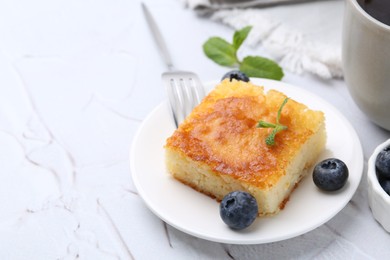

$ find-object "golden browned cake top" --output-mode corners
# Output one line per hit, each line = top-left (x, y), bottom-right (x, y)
(165, 80), (325, 189)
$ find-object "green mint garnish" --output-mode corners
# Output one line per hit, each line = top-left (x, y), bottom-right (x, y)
(257, 98), (289, 146)
(202, 26), (284, 80)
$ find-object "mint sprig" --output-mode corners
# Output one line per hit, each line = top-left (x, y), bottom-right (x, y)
(203, 26), (284, 80)
(257, 98), (289, 146)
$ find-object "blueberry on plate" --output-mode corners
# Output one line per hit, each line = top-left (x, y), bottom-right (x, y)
(220, 191), (258, 230)
(313, 158), (349, 191)
(376, 145), (390, 179)
(221, 70), (250, 82)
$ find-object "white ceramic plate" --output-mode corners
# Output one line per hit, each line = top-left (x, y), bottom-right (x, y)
(130, 78), (363, 244)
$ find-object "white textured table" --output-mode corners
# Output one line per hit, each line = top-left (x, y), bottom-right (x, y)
(0, 0), (389, 259)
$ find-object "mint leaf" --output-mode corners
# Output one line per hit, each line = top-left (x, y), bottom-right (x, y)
(233, 26), (252, 50)
(257, 121), (277, 128)
(265, 128), (278, 146)
(277, 97), (289, 123)
(265, 125), (287, 146)
(239, 56), (284, 80)
(257, 98), (289, 146)
(202, 26), (284, 81)
(203, 37), (238, 67)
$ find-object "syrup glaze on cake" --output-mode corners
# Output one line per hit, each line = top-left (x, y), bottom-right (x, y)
(165, 79), (326, 216)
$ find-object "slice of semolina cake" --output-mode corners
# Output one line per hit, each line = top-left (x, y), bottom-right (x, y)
(165, 79), (326, 216)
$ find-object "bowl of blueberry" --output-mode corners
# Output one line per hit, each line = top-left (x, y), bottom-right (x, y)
(368, 139), (390, 232)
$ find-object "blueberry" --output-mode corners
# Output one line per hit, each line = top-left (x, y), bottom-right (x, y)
(313, 158), (349, 191)
(220, 191), (258, 230)
(376, 145), (390, 179)
(378, 175), (390, 195)
(221, 70), (250, 82)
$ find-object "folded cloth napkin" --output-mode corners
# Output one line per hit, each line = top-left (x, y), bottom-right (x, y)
(183, 0), (344, 79)
(188, 0), (329, 13)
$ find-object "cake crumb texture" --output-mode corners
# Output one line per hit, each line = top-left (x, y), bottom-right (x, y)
(165, 79), (326, 216)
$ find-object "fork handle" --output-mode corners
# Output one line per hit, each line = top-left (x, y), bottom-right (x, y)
(142, 3), (175, 71)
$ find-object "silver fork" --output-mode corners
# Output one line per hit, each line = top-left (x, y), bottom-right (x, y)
(141, 3), (205, 128)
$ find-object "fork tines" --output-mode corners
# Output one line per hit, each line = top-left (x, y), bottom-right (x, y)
(162, 71), (205, 128)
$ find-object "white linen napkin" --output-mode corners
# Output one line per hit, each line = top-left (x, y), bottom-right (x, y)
(183, 0), (344, 79)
